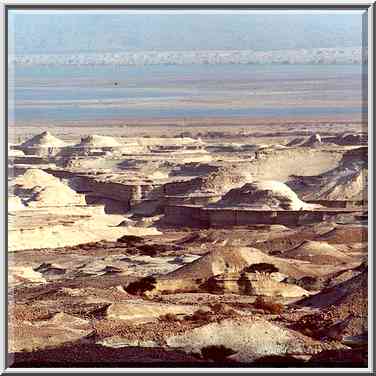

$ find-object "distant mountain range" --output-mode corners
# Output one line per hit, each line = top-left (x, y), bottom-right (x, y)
(10, 47), (366, 66)
(8, 12), (366, 55)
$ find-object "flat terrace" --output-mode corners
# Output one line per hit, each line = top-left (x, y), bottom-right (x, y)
(164, 204), (367, 227)
(8, 205), (105, 229)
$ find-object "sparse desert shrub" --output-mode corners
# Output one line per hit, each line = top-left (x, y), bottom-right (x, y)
(180, 227), (193, 232)
(199, 276), (224, 294)
(243, 263), (279, 274)
(121, 247), (139, 256)
(117, 235), (143, 245)
(64, 302), (111, 319)
(158, 313), (180, 322)
(85, 303), (112, 320)
(253, 296), (284, 314)
(237, 273), (252, 295)
(297, 276), (322, 291)
(137, 244), (158, 257)
(210, 302), (226, 314)
(209, 302), (237, 316)
(282, 276), (298, 285)
(285, 275), (323, 292)
(185, 309), (210, 322)
(124, 276), (156, 296)
(77, 242), (99, 251)
(291, 313), (333, 338)
(201, 345), (237, 361)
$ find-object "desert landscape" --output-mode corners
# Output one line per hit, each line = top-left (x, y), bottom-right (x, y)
(6, 8), (369, 370)
(7, 119), (368, 367)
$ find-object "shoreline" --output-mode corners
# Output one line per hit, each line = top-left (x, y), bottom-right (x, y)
(8, 114), (366, 129)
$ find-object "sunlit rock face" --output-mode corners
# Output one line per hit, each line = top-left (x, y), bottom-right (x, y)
(215, 180), (320, 210)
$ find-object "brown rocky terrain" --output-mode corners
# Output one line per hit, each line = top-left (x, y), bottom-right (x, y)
(7, 125), (368, 368)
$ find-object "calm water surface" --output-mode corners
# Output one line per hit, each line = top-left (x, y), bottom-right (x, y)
(8, 64), (366, 123)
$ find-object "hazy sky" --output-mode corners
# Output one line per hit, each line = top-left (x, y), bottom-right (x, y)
(9, 10), (366, 54)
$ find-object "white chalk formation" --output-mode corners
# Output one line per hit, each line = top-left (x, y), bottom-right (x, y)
(216, 180), (320, 210)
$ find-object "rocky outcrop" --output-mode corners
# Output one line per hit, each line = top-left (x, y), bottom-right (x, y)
(214, 181), (320, 210)
(288, 147), (368, 201)
(9, 313), (94, 353)
(165, 318), (347, 363)
(106, 300), (204, 323)
(157, 246), (338, 294)
(17, 131), (68, 156)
